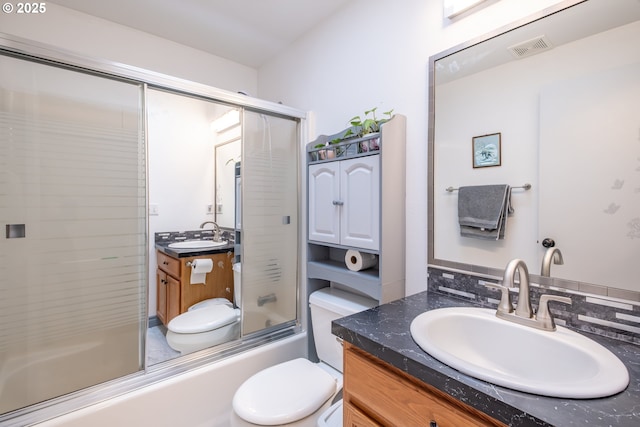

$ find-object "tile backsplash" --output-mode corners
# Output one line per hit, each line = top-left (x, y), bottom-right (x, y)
(155, 229), (234, 244)
(428, 266), (640, 345)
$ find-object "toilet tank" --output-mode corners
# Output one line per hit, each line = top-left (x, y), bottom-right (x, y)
(309, 287), (376, 372)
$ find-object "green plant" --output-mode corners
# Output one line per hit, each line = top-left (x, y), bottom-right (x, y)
(344, 107), (394, 139)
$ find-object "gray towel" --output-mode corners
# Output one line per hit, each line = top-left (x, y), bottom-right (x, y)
(458, 185), (512, 240)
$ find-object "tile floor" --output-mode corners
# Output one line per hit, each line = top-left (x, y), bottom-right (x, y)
(146, 325), (180, 365)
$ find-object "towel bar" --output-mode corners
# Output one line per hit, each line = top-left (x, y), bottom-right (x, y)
(446, 183), (532, 193)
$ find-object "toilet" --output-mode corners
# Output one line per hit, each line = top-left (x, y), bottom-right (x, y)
(165, 263), (242, 354)
(231, 287), (376, 426)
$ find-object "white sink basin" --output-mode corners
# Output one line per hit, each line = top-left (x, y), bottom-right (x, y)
(168, 240), (227, 249)
(410, 307), (629, 398)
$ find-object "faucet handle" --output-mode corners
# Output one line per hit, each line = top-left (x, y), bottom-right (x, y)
(484, 283), (514, 314)
(536, 294), (572, 331)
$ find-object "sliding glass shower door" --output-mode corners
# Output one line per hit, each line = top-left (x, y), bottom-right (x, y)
(0, 54), (146, 414)
(241, 111), (298, 335)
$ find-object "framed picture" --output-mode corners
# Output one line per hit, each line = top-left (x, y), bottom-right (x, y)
(472, 133), (501, 168)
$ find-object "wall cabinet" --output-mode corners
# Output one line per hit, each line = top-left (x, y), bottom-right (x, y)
(343, 343), (506, 427)
(156, 250), (234, 325)
(306, 115), (406, 304)
(308, 155), (380, 250)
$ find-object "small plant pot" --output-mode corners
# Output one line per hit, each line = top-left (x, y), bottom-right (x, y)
(317, 149), (336, 160)
(360, 137), (380, 153)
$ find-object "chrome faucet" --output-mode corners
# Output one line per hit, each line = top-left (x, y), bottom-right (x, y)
(200, 221), (221, 241)
(486, 258), (572, 331)
(504, 259), (533, 318)
(541, 247), (564, 277)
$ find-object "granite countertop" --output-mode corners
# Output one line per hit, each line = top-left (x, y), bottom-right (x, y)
(332, 291), (640, 427)
(155, 241), (235, 258)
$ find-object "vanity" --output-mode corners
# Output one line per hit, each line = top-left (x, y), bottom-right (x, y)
(333, 287), (640, 426)
(155, 241), (235, 325)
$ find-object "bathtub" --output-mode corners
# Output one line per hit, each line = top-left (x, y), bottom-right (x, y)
(33, 332), (306, 427)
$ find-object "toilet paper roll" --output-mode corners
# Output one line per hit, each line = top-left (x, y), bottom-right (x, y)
(345, 250), (377, 272)
(190, 258), (213, 284)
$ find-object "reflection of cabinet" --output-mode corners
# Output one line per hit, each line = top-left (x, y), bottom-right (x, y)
(306, 115), (405, 304)
(156, 250), (234, 325)
(343, 343), (505, 427)
(308, 156), (380, 250)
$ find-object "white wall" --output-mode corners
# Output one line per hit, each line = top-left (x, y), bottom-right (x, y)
(258, 0), (563, 296)
(0, 2), (258, 94)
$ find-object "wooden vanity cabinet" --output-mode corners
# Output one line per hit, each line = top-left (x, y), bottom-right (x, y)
(343, 343), (505, 427)
(156, 250), (234, 325)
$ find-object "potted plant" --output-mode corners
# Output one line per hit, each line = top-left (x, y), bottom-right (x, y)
(310, 107), (394, 161)
(343, 107), (394, 152)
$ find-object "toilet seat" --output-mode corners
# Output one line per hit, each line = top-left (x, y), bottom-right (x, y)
(188, 297), (233, 311)
(232, 358), (337, 425)
(168, 304), (238, 334)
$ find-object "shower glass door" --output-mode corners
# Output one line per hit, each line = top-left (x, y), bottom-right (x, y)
(241, 111), (298, 335)
(0, 54), (146, 414)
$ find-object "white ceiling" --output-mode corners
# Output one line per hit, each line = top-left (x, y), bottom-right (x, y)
(50, 0), (353, 68)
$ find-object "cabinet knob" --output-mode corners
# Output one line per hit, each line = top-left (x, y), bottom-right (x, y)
(429, 421), (438, 427)
(332, 200), (344, 206)
(163, 260), (169, 265)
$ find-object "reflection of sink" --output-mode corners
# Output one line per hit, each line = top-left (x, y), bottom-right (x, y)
(410, 307), (629, 398)
(168, 240), (227, 249)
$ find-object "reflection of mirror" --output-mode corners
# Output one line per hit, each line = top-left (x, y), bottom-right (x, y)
(429, 0), (640, 296)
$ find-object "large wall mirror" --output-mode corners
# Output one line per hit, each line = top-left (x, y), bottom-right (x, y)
(428, 0), (640, 299)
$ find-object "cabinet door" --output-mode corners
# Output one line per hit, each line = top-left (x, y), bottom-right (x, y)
(308, 162), (340, 244)
(340, 156), (380, 250)
(166, 274), (181, 324)
(156, 269), (168, 325)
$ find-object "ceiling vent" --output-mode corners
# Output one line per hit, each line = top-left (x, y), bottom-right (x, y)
(508, 35), (553, 59)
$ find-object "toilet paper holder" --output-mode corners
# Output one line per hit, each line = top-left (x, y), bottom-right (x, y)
(185, 260), (213, 268)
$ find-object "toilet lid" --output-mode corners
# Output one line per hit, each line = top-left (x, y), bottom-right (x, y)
(232, 358), (337, 425)
(188, 297), (232, 311)
(168, 305), (238, 334)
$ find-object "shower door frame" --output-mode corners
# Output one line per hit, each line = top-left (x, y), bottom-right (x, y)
(0, 32), (307, 426)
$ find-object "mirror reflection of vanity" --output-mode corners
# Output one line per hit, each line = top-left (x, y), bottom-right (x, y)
(428, 0), (640, 299)
(148, 89), (299, 361)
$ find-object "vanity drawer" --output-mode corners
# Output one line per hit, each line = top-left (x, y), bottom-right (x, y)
(344, 344), (504, 427)
(157, 250), (180, 278)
